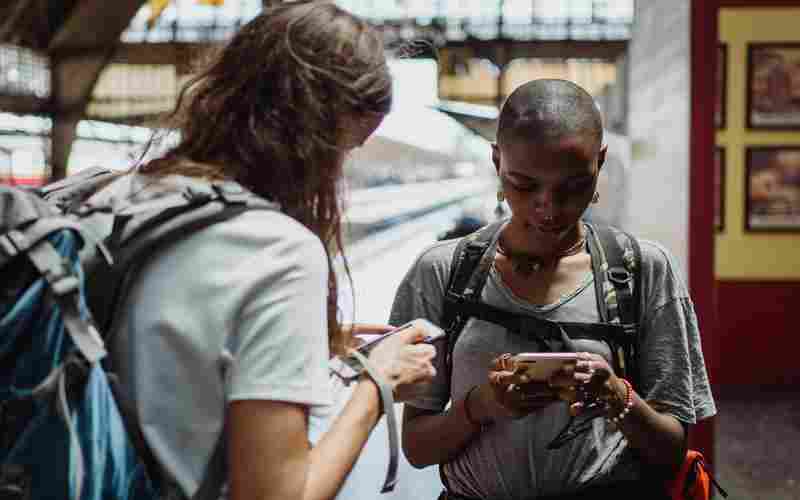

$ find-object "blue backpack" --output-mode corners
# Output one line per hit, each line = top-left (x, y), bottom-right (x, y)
(0, 168), (276, 500)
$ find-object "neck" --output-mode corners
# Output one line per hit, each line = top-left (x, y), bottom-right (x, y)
(502, 221), (585, 258)
(497, 222), (587, 277)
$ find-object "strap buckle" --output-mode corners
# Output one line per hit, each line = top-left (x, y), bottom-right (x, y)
(607, 266), (632, 285)
(183, 186), (214, 204)
(212, 181), (250, 204)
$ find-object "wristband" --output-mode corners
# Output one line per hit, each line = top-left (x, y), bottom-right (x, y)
(346, 349), (399, 493)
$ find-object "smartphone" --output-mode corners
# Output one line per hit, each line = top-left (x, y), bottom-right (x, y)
(356, 318), (445, 355)
(511, 352), (580, 382)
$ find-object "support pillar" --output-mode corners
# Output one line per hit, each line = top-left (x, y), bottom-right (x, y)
(50, 112), (78, 181)
(48, 52), (108, 180)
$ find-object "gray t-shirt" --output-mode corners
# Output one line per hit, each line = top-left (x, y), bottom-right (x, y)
(94, 175), (332, 497)
(389, 236), (716, 499)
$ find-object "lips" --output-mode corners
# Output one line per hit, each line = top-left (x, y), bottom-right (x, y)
(536, 223), (568, 234)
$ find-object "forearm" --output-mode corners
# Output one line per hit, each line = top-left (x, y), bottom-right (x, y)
(304, 380), (381, 500)
(403, 390), (481, 468)
(612, 382), (686, 473)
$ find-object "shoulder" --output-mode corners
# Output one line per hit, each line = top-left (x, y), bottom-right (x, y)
(401, 237), (461, 288)
(194, 209), (328, 278)
(636, 239), (682, 278)
(599, 225), (685, 289)
(632, 237), (691, 312)
(415, 237), (460, 270)
(592, 224), (691, 313)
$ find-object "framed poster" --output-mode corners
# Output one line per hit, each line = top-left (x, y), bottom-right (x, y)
(747, 43), (800, 130)
(715, 44), (727, 129)
(745, 146), (800, 231)
(715, 147), (725, 231)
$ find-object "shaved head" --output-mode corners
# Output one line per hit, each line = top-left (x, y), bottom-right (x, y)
(497, 79), (603, 151)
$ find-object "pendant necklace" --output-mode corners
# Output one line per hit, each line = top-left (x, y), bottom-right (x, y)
(496, 234), (587, 278)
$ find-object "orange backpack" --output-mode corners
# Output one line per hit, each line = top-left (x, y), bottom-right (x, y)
(668, 449), (728, 500)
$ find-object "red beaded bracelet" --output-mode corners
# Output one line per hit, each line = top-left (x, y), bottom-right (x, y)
(607, 378), (634, 425)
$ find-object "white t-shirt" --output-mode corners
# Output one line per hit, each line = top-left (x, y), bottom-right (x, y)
(98, 175), (331, 497)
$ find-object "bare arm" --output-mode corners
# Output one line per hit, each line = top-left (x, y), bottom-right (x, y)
(228, 380), (382, 500)
(229, 325), (436, 500)
(552, 355), (686, 474)
(605, 378), (687, 474)
(402, 395), (480, 468)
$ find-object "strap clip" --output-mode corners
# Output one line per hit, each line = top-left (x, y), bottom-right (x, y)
(212, 181), (250, 204)
(607, 266), (632, 285)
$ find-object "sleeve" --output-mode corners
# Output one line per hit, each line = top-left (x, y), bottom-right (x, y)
(226, 227), (332, 408)
(388, 241), (455, 411)
(636, 241), (717, 424)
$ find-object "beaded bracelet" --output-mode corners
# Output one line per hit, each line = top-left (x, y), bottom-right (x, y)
(607, 378), (634, 425)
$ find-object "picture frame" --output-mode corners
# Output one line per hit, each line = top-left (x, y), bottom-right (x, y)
(746, 43), (800, 130)
(745, 146), (800, 232)
(715, 147), (725, 232)
(715, 44), (727, 130)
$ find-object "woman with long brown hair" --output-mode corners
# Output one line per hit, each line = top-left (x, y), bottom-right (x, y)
(100, 3), (436, 500)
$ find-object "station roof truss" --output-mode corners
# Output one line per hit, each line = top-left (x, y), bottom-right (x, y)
(0, 0), (631, 178)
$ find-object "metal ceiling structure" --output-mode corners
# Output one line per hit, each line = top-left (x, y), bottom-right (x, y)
(0, 0), (632, 180)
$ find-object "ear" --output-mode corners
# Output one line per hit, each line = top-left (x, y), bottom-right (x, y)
(597, 144), (608, 172)
(492, 143), (501, 175)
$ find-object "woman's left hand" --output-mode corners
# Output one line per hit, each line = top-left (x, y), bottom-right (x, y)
(548, 352), (627, 416)
(343, 323), (395, 349)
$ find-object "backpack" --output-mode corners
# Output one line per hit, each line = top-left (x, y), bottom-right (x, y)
(0, 167), (277, 500)
(439, 219), (727, 500)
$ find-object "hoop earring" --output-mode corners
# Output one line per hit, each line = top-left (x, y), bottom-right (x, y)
(497, 189), (506, 203)
(592, 192), (600, 204)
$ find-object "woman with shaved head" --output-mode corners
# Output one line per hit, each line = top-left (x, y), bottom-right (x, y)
(391, 79), (716, 499)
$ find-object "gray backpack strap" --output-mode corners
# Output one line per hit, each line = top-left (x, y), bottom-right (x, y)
(39, 166), (119, 212)
(347, 350), (400, 493)
(24, 238), (106, 364)
(584, 223), (642, 387)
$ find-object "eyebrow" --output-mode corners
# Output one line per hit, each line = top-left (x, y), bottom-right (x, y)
(505, 171), (593, 182)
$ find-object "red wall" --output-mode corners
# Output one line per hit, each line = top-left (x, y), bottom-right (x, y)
(715, 281), (800, 386)
(689, 0), (719, 460)
(710, 0), (800, 388)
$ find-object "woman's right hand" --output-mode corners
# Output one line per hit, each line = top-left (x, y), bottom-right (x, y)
(471, 353), (559, 422)
(364, 324), (437, 402)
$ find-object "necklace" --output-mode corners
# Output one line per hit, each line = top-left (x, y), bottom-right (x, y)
(496, 234), (586, 278)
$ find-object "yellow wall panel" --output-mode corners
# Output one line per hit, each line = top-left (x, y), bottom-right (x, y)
(715, 8), (800, 280)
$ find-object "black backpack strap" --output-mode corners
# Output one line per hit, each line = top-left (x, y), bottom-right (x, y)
(584, 223), (642, 388)
(441, 219), (506, 378)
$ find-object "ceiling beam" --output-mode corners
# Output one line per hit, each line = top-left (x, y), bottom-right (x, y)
(443, 39), (628, 62)
(0, 94), (50, 115)
(112, 42), (211, 73)
(46, 0), (147, 180)
(48, 0), (146, 52)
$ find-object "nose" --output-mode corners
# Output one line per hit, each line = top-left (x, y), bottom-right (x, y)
(529, 189), (558, 219)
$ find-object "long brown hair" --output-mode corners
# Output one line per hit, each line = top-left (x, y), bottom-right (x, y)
(140, 1), (392, 354)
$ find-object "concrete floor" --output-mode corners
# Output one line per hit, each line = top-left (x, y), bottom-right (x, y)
(715, 387), (800, 500)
